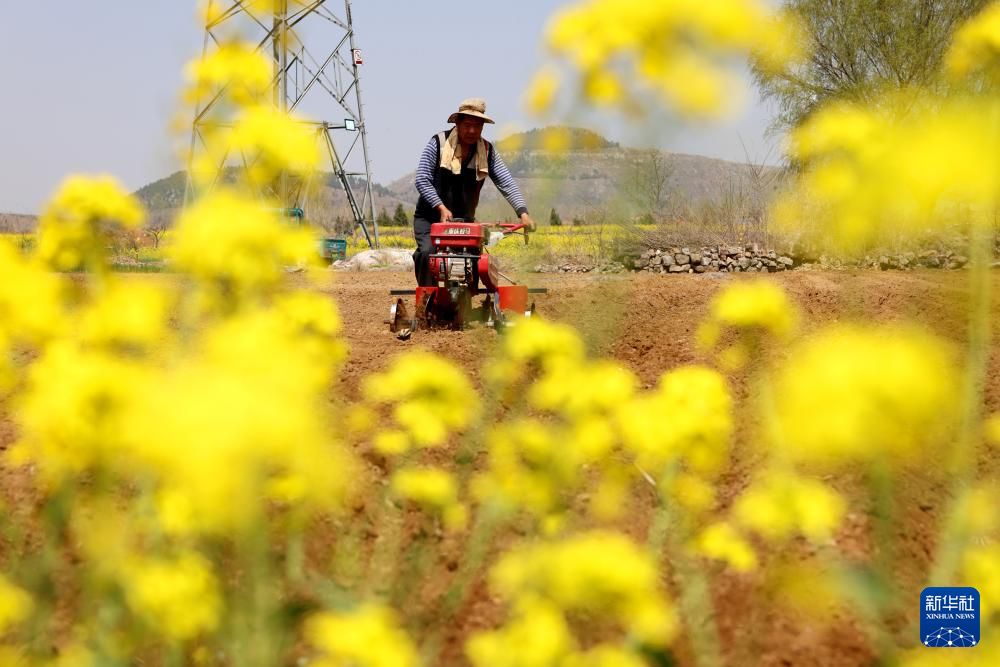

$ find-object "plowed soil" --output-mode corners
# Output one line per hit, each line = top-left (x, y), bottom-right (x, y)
(3, 268), (999, 666)
(324, 268), (1000, 667)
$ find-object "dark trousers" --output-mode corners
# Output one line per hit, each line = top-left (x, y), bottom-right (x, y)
(413, 216), (435, 286)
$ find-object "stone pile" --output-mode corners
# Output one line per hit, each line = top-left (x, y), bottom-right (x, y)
(628, 245), (797, 274)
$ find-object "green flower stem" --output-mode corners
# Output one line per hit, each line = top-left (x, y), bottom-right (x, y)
(929, 213), (994, 586)
(424, 505), (501, 663)
(649, 486), (722, 667)
(362, 486), (403, 600)
(390, 525), (432, 611)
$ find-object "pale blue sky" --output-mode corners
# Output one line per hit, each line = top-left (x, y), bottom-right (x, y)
(0, 1), (779, 214)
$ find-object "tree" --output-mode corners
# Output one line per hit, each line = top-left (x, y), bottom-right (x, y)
(549, 208), (563, 227)
(146, 211), (171, 249)
(392, 202), (409, 227)
(376, 208), (392, 228)
(624, 149), (673, 221)
(754, 0), (988, 131)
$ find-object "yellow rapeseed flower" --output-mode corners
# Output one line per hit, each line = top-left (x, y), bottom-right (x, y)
(77, 279), (173, 353)
(122, 552), (221, 641)
(489, 531), (677, 645)
(772, 325), (959, 466)
(525, 66), (561, 115)
(364, 351), (478, 450)
(537, 0), (802, 118)
(618, 365), (732, 476)
(472, 418), (571, 517)
(528, 359), (637, 419)
(733, 471), (845, 542)
(694, 521), (758, 572)
(945, 1), (1000, 80)
(963, 544), (1000, 621)
(0, 243), (65, 345)
(169, 190), (315, 306)
(10, 342), (150, 486)
(696, 279), (798, 352)
(184, 42), (272, 105)
(391, 467), (467, 530)
(191, 105), (321, 189)
(37, 175), (145, 272)
(0, 575), (33, 634)
(561, 645), (649, 667)
(120, 318), (357, 535)
(306, 604), (421, 667)
(467, 597), (575, 667)
(487, 318), (586, 389)
(774, 96), (1000, 251)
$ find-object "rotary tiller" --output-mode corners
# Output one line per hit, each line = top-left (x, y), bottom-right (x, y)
(387, 220), (546, 335)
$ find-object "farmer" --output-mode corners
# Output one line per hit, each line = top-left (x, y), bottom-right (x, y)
(412, 97), (536, 286)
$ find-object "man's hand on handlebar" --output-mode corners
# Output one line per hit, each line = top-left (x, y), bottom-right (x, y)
(520, 212), (536, 232)
(437, 204), (453, 222)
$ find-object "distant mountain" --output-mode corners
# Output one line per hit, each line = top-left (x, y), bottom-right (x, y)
(389, 127), (781, 222)
(0, 213), (38, 233)
(75, 127), (780, 232)
(495, 126), (619, 152)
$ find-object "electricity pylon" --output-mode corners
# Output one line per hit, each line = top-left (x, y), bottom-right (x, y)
(186, 0), (378, 247)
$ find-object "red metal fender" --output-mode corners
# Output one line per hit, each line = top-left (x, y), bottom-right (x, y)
(497, 285), (528, 312)
(478, 254), (499, 292)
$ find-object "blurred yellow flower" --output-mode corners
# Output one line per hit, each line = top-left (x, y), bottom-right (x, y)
(192, 105), (320, 189)
(391, 467), (467, 530)
(36, 175), (145, 272)
(733, 471), (845, 542)
(472, 418), (571, 517)
(306, 604), (421, 667)
(184, 41), (272, 105)
(773, 325), (959, 466)
(962, 544), (1000, 620)
(364, 351), (478, 449)
(774, 96), (1000, 251)
(525, 66), (561, 114)
(123, 552), (221, 640)
(10, 342), (149, 486)
(561, 645), (648, 667)
(529, 359), (637, 418)
(945, 1), (1000, 80)
(697, 279), (798, 352)
(488, 318), (586, 387)
(169, 190), (315, 305)
(665, 472), (717, 513)
(618, 365), (732, 476)
(0, 243), (65, 345)
(489, 531), (677, 645)
(77, 279), (173, 353)
(0, 575), (33, 634)
(467, 597), (575, 667)
(694, 521), (758, 572)
(537, 0), (802, 118)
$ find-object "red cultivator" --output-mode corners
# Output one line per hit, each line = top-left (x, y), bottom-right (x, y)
(387, 221), (546, 336)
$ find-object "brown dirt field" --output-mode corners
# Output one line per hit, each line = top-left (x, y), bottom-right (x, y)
(321, 268), (1000, 667)
(3, 268), (998, 666)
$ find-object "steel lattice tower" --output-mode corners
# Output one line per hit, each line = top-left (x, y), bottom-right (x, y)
(186, 0), (379, 247)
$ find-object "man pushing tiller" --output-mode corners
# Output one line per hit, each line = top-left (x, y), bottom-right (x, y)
(411, 97), (536, 287)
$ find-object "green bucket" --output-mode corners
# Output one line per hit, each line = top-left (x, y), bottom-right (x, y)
(320, 237), (348, 263)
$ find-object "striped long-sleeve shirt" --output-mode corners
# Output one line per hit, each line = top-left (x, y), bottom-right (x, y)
(414, 135), (529, 217)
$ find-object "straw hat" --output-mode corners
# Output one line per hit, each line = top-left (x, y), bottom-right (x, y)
(447, 97), (495, 124)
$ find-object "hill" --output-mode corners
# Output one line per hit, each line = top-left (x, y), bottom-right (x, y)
(388, 127), (781, 223)
(3, 128), (778, 232)
(0, 213), (38, 233)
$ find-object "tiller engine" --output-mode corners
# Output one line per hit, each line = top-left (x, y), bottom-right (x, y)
(387, 221), (546, 336)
